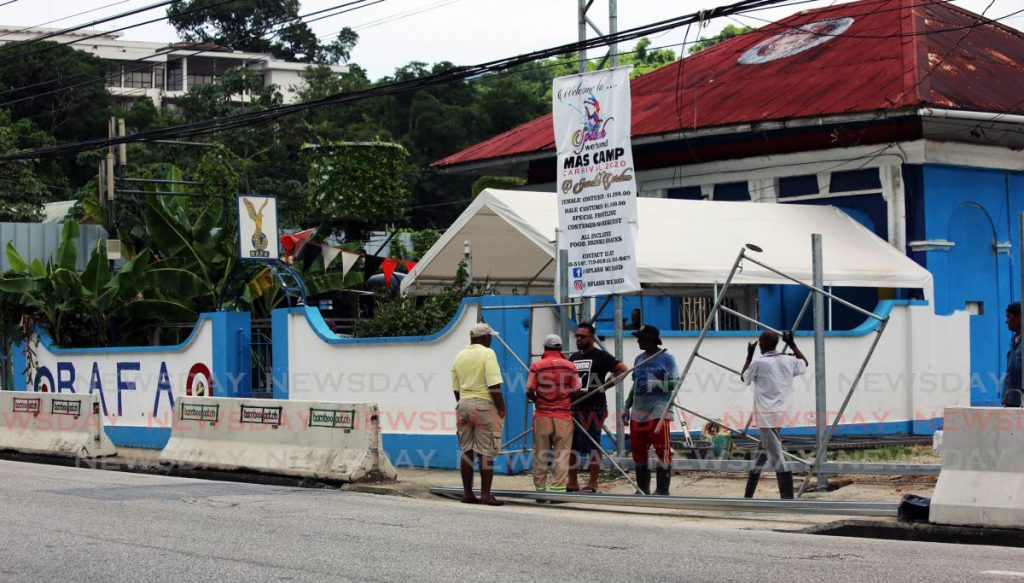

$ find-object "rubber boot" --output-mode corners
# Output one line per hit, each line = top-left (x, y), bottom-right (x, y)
(743, 471), (761, 499)
(777, 471), (794, 500)
(654, 465), (671, 496)
(635, 464), (651, 495)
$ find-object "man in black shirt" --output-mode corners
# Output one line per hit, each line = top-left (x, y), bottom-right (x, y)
(567, 323), (628, 492)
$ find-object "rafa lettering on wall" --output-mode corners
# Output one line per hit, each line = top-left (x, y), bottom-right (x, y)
(20, 317), (218, 428)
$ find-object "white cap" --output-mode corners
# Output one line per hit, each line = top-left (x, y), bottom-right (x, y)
(470, 322), (498, 338)
(543, 334), (563, 349)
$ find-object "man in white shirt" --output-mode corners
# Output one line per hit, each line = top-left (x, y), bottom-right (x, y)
(740, 330), (808, 499)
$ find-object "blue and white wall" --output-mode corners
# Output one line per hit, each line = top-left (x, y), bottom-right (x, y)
(274, 296), (968, 468)
(12, 311), (252, 448)
(272, 296), (557, 471)
(908, 164), (1024, 405)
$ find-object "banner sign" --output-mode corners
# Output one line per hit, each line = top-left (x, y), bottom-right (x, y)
(552, 66), (640, 297)
(238, 194), (279, 260)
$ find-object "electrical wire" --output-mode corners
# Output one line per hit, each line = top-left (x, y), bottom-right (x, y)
(0, 0), (803, 161)
(0, 0), (176, 55)
(0, 0), (246, 68)
(0, 0), (382, 108)
(0, 0), (134, 41)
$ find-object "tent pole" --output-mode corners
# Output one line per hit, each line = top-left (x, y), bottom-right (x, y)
(614, 294), (625, 456)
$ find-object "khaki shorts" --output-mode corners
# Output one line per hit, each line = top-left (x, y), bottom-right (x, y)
(456, 399), (503, 457)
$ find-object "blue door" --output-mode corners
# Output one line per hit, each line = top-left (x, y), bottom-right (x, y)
(947, 203), (1003, 405)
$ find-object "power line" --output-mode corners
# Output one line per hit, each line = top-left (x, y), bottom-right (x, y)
(0, 0), (799, 161)
(0, 0), (23, 7)
(0, 0), (175, 55)
(0, 0), (134, 41)
(0, 0), (246, 67)
(0, 0), (381, 109)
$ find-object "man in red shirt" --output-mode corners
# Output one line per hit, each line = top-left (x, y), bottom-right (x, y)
(527, 334), (582, 493)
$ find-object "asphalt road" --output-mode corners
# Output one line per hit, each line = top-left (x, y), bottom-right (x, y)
(0, 460), (1021, 582)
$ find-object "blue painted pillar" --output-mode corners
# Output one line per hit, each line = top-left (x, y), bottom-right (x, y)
(271, 307), (293, 400)
(209, 311), (252, 398)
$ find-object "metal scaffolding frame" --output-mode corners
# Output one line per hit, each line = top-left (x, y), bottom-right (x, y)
(654, 237), (893, 495)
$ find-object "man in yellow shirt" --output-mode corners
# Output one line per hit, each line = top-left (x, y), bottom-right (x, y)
(451, 322), (507, 506)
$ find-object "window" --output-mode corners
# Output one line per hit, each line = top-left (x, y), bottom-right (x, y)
(166, 62), (183, 91)
(667, 186), (703, 200)
(105, 63), (122, 88)
(124, 66), (152, 89)
(713, 181), (750, 201)
(778, 174), (819, 198)
(830, 168), (881, 192)
(187, 73), (216, 87)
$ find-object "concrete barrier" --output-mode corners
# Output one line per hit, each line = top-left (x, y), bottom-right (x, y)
(159, 397), (397, 482)
(930, 407), (1024, 529)
(0, 392), (116, 458)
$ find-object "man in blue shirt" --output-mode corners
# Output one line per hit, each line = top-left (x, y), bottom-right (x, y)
(1003, 302), (1022, 408)
(623, 324), (678, 495)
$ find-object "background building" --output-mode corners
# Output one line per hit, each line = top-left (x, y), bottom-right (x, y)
(0, 25), (348, 107)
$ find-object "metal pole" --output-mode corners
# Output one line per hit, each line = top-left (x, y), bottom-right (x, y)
(500, 427), (533, 452)
(792, 292), (813, 331)
(798, 317), (890, 497)
(486, 324), (530, 373)
(827, 286), (834, 331)
(671, 404), (808, 465)
(614, 294), (625, 456)
(609, 0), (618, 68)
(577, 0), (587, 73)
(712, 283), (720, 331)
(811, 234), (827, 492)
(428, 487), (899, 516)
(717, 305), (783, 335)
(743, 256), (884, 322)
(559, 248), (570, 349)
(695, 352), (744, 377)
(591, 295), (613, 322)
(573, 417), (644, 494)
(656, 247), (747, 432)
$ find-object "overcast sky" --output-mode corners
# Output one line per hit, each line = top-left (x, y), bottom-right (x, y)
(3, 0), (1022, 79)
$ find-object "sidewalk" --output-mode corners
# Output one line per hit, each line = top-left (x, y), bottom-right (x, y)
(20, 447), (936, 533)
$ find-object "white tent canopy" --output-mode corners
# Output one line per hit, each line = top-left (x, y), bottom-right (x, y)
(402, 189), (934, 296)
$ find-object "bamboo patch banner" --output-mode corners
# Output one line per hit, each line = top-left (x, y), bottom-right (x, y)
(552, 66), (640, 298)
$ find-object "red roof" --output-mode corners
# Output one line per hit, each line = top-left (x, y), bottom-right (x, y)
(435, 0), (1024, 170)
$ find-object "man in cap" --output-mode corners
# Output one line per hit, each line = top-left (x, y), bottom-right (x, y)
(526, 334), (582, 493)
(567, 323), (628, 493)
(740, 330), (807, 499)
(451, 322), (506, 506)
(623, 324), (678, 495)
(1002, 302), (1022, 408)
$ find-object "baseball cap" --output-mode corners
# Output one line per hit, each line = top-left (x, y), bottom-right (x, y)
(543, 334), (563, 349)
(470, 322), (498, 338)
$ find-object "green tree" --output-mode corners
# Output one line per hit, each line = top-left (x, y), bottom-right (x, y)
(0, 41), (111, 142)
(305, 141), (410, 226)
(0, 110), (56, 221)
(689, 25), (753, 54)
(167, 0), (358, 64)
(627, 38), (679, 76)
